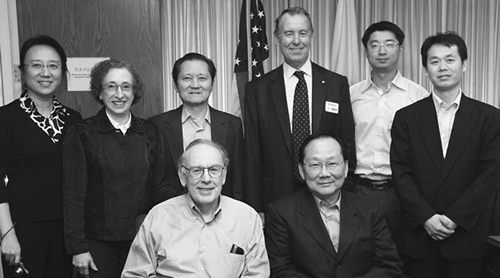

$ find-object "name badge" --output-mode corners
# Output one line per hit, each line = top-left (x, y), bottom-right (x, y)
(325, 101), (339, 114)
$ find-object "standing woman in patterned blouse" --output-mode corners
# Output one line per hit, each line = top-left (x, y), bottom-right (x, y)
(62, 59), (176, 278)
(0, 35), (82, 277)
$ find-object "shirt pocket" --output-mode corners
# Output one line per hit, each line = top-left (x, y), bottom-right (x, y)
(218, 251), (245, 277)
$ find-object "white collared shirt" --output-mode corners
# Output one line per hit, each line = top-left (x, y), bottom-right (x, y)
(350, 71), (428, 180)
(106, 110), (131, 135)
(122, 194), (269, 277)
(432, 91), (462, 157)
(283, 60), (313, 130)
(181, 107), (212, 150)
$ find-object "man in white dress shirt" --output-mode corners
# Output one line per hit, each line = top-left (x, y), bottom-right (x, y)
(349, 21), (428, 234)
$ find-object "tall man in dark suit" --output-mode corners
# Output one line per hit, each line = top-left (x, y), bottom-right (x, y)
(390, 32), (500, 278)
(244, 7), (355, 213)
(150, 53), (244, 200)
(265, 132), (402, 277)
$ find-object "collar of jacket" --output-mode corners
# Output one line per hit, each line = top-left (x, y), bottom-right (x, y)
(95, 108), (145, 134)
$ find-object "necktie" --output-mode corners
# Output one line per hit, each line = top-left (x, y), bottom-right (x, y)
(292, 71), (310, 183)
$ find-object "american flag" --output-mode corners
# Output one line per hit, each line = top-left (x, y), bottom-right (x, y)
(229, 0), (269, 117)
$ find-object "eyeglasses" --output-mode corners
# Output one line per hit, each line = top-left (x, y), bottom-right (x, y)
(102, 83), (134, 92)
(182, 165), (225, 179)
(367, 42), (399, 52)
(25, 62), (61, 71)
(303, 161), (344, 174)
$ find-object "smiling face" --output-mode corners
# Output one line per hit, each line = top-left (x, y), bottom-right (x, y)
(425, 44), (466, 95)
(365, 30), (401, 73)
(276, 13), (312, 69)
(22, 45), (63, 100)
(100, 68), (135, 122)
(299, 137), (347, 204)
(179, 143), (227, 213)
(175, 60), (213, 107)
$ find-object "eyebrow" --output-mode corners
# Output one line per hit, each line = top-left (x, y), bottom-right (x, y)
(369, 39), (397, 43)
(27, 59), (61, 63)
(429, 53), (458, 59)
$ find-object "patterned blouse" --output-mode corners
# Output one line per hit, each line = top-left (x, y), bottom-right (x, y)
(19, 92), (71, 143)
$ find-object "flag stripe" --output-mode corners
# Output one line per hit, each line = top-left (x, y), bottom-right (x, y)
(230, 0), (269, 117)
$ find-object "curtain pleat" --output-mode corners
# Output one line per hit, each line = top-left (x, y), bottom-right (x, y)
(161, 0), (500, 112)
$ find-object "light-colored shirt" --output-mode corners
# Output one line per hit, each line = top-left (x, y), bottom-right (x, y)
(181, 107), (212, 150)
(432, 91), (461, 157)
(106, 110), (131, 135)
(121, 194), (270, 278)
(283, 60), (313, 130)
(350, 71), (428, 180)
(313, 193), (341, 252)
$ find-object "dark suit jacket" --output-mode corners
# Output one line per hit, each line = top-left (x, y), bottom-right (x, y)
(265, 188), (402, 278)
(390, 94), (500, 260)
(149, 105), (244, 200)
(244, 63), (355, 211)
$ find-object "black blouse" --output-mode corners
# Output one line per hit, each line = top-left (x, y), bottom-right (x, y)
(62, 108), (178, 255)
(0, 97), (82, 221)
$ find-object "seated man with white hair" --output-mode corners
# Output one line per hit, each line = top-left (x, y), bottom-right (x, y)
(121, 139), (270, 278)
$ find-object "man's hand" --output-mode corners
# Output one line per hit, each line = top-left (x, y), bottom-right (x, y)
(424, 214), (455, 241)
(440, 215), (457, 230)
(0, 231), (21, 265)
(73, 252), (98, 278)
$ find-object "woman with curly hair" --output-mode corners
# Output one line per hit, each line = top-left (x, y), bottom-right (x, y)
(62, 59), (177, 278)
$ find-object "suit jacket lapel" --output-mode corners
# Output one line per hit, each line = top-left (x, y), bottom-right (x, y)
(418, 96), (445, 170)
(441, 94), (474, 182)
(337, 193), (359, 262)
(311, 63), (326, 132)
(299, 190), (337, 258)
(270, 66), (292, 154)
(165, 106), (184, 161)
(209, 107), (227, 146)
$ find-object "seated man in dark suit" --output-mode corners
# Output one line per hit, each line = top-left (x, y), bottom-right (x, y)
(265, 132), (402, 277)
(150, 53), (244, 200)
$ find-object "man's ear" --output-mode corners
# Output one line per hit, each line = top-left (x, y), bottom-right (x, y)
(343, 160), (348, 178)
(221, 167), (227, 186)
(298, 164), (305, 180)
(178, 169), (187, 188)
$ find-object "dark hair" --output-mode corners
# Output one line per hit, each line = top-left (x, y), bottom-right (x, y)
(19, 34), (68, 75)
(171, 53), (217, 87)
(177, 139), (230, 170)
(298, 132), (348, 164)
(421, 31), (468, 68)
(361, 21), (405, 48)
(274, 7), (314, 38)
(89, 59), (144, 105)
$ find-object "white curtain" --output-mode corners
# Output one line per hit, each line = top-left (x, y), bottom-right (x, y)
(161, 0), (500, 112)
(354, 0), (500, 107)
(0, 0), (21, 107)
(161, 0), (241, 112)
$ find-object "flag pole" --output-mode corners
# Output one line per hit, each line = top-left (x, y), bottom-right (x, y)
(245, 0), (252, 81)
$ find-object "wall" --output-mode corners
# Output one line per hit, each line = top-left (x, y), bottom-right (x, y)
(16, 0), (163, 119)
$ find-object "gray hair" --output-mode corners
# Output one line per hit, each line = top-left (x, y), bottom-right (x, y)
(177, 139), (229, 170)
